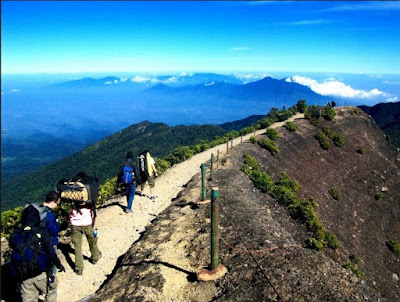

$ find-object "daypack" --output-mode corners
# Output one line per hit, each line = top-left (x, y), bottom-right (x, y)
(138, 150), (152, 181)
(8, 205), (50, 281)
(56, 172), (99, 204)
(25, 203), (50, 228)
(122, 163), (135, 185)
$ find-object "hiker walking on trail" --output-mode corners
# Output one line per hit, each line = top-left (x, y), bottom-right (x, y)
(117, 151), (142, 213)
(69, 196), (101, 275)
(42, 191), (61, 247)
(137, 150), (158, 200)
(25, 191), (61, 250)
(8, 204), (65, 302)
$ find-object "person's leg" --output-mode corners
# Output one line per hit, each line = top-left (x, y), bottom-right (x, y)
(125, 185), (130, 205)
(126, 184), (136, 210)
(20, 273), (44, 302)
(36, 274), (58, 302)
(71, 225), (84, 272)
(139, 182), (146, 196)
(148, 176), (155, 199)
(84, 225), (101, 262)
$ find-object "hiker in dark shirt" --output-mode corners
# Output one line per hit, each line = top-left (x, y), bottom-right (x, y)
(8, 204), (65, 302)
(42, 191), (62, 277)
(118, 151), (142, 213)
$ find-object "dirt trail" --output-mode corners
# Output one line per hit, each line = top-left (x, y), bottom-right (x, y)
(56, 114), (304, 302)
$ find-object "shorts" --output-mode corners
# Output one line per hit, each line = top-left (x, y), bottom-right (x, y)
(141, 176), (155, 190)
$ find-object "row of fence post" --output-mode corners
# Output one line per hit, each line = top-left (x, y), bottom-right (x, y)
(197, 152), (227, 281)
(197, 130), (261, 280)
(198, 132), (256, 279)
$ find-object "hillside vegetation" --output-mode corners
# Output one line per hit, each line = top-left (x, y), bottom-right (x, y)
(1, 122), (226, 210)
(359, 101), (400, 147)
(84, 106), (400, 301)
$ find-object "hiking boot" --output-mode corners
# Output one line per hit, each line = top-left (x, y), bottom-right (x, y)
(125, 208), (132, 213)
(92, 252), (102, 264)
(75, 269), (83, 275)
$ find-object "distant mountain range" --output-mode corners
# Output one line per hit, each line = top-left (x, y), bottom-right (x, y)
(359, 101), (400, 147)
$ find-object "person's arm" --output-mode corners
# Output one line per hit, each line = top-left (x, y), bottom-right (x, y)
(151, 157), (158, 177)
(45, 212), (60, 239)
(39, 229), (65, 271)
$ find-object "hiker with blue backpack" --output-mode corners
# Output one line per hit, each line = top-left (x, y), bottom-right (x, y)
(118, 151), (142, 213)
(8, 204), (65, 302)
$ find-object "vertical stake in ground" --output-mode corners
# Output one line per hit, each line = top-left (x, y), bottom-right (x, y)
(201, 163), (207, 201)
(197, 187), (228, 281)
(216, 150), (220, 170)
(231, 139), (233, 149)
(210, 153), (214, 181)
(226, 141), (229, 154)
(210, 188), (220, 270)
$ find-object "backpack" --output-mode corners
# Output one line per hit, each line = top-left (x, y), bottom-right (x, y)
(122, 163), (135, 185)
(138, 150), (152, 181)
(25, 203), (50, 228)
(8, 206), (50, 281)
(56, 172), (99, 204)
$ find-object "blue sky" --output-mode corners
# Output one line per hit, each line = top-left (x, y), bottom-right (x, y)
(1, 1), (400, 75)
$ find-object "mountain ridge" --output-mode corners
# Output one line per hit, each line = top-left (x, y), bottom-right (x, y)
(83, 107), (400, 301)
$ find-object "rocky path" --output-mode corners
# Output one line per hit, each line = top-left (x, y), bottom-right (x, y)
(56, 114), (304, 302)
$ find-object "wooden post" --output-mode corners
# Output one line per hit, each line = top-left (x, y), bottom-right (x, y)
(201, 164), (207, 201)
(196, 187), (228, 281)
(217, 150), (220, 169)
(211, 187), (220, 270)
(210, 153), (214, 181)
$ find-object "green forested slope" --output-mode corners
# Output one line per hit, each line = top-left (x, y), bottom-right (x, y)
(1, 121), (226, 210)
(359, 101), (400, 147)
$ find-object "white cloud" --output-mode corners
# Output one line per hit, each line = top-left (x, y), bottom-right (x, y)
(10, 89), (21, 93)
(234, 72), (271, 83)
(322, 2), (400, 12)
(131, 75), (160, 83)
(286, 75), (397, 102)
(114, 79), (119, 84)
(131, 76), (150, 83)
(120, 77), (128, 82)
(279, 19), (333, 26)
(204, 82), (215, 86)
(163, 76), (178, 83)
(383, 80), (400, 85)
(104, 81), (112, 85)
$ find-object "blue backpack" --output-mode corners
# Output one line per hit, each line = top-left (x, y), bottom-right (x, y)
(8, 226), (49, 281)
(122, 164), (134, 185)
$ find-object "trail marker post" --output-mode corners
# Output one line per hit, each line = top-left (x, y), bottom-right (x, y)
(217, 150), (220, 169)
(210, 188), (220, 270)
(201, 163), (207, 201)
(210, 153), (214, 181)
(226, 141), (229, 154)
(197, 187), (228, 281)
